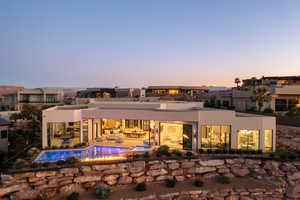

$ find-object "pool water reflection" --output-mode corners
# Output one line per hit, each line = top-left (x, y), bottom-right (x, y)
(35, 145), (150, 162)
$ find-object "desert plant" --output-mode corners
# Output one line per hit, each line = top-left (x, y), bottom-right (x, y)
(56, 160), (66, 165)
(42, 162), (50, 167)
(157, 145), (170, 155)
(66, 192), (80, 200)
(95, 185), (111, 199)
(186, 151), (193, 157)
(65, 156), (79, 164)
(216, 175), (230, 184)
(251, 87), (271, 112)
(135, 183), (147, 191)
(194, 179), (204, 187)
(143, 152), (150, 158)
(13, 158), (29, 169)
(263, 107), (274, 113)
(27, 147), (40, 158)
(165, 179), (176, 188)
(172, 149), (182, 156)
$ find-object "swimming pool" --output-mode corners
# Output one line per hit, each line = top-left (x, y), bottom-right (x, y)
(35, 145), (150, 162)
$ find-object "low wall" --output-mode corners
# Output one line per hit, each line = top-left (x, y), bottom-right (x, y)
(1, 158), (300, 200)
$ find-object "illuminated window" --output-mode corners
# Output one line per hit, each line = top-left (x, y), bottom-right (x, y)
(168, 89), (179, 95)
(103, 92), (111, 98)
(264, 130), (273, 152)
(201, 125), (231, 150)
(237, 130), (259, 150)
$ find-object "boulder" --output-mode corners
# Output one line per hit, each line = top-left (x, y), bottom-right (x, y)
(287, 184), (300, 199)
(199, 160), (224, 167)
(134, 176), (146, 183)
(168, 163), (180, 170)
(36, 171), (57, 177)
(181, 161), (195, 168)
(59, 168), (79, 174)
(59, 184), (85, 196)
(103, 174), (119, 185)
(231, 167), (250, 177)
(118, 176), (133, 184)
(147, 168), (168, 177)
(74, 175), (101, 183)
(0, 183), (29, 197)
(171, 169), (183, 176)
(195, 167), (216, 174)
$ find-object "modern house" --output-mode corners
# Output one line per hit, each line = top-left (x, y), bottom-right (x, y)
(76, 88), (140, 99)
(141, 86), (210, 98)
(42, 101), (276, 152)
(242, 76), (300, 88)
(3, 88), (64, 110)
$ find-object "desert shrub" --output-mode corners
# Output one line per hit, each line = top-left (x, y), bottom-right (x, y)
(56, 160), (66, 165)
(263, 107), (274, 113)
(42, 162), (50, 167)
(172, 149), (182, 156)
(165, 152), (172, 157)
(186, 151), (193, 157)
(95, 185), (111, 199)
(157, 145), (170, 155)
(165, 179), (176, 188)
(217, 175), (230, 184)
(156, 152), (162, 157)
(135, 183), (147, 191)
(66, 192), (80, 200)
(198, 149), (205, 153)
(206, 149), (212, 154)
(247, 106), (257, 112)
(269, 153), (276, 158)
(30, 162), (42, 168)
(133, 154), (140, 159)
(65, 156), (79, 165)
(229, 149), (237, 154)
(286, 107), (300, 117)
(27, 147), (40, 157)
(143, 152), (150, 158)
(288, 153), (297, 160)
(194, 179), (204, 187)
(13, 158), (29, 169)
(221, 149), (228, 154)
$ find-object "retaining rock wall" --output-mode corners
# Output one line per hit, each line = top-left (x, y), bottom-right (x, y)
(1, 158), (300, 200)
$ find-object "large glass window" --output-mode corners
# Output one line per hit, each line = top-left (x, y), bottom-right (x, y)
(264, 130), (273, 152)
(0, 129), (8, 139)
(237, 130), (259, 150)
(160, 123), (183, 149)
(201, 125), (230, 149)
(183, 124), (193, 150)
(47, 122), (81, 147)
(275, 99), (287, 111)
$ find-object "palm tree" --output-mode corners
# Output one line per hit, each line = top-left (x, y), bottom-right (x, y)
(251, 87), (271, 112)
(234, 77), (241, 87)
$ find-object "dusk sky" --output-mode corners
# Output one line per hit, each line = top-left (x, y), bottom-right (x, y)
(0, 0), (300, 88)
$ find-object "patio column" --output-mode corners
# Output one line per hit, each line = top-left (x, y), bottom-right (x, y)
(154, 121), (160, 146)
(80, 120), (83, 143)
(192, 123), (198, 151)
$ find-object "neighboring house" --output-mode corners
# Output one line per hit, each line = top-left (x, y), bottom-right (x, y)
(0, 86), (25, 111)
(242, 76), (300, 88)
(141, 86), (210, 98)
(0, 118), (11, 152)
(42, 101), (276, 152)
(77, 88), (140, 99)
(269, 85), (300, 112)
(3, 88), (64, 110)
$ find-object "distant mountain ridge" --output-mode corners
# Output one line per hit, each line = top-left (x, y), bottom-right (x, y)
(209, 86), (231, 91)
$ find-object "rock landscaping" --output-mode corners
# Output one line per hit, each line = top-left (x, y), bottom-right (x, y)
(1, 158), (300, 199)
